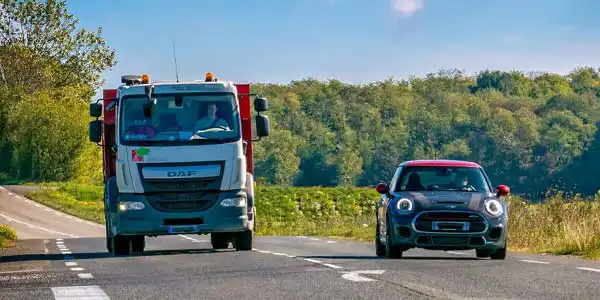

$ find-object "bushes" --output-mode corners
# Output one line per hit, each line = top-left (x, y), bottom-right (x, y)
(0, 224), (17, 248)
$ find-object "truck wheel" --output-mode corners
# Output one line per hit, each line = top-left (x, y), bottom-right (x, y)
(112, 235), (132, 256)
(211, 233), (229, 250)
(131, 236), (145, 253)
(234, 230), (253, 251)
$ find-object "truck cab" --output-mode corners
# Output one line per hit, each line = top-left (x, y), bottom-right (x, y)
(88, 72), (270, 255)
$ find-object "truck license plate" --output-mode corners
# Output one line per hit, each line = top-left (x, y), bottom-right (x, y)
(167, 225), (198, 234)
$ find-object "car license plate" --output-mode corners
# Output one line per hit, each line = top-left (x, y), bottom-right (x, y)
(435, 237), (466, 245)
(167, 225), (198, 234)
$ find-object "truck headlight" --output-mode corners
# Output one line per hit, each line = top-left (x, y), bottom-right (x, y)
(119, 201), (145, 211)
(220, 197), (246, 208)
(484, 199), (503, 217)
(395, 198), (414, 214)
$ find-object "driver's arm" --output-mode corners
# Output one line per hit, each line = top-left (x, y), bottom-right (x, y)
(215, 118), (230, 129)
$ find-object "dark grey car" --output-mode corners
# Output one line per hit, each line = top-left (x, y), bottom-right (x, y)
(374, 159), (510, 259)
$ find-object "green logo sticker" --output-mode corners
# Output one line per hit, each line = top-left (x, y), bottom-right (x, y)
(132, 147), (150, 162)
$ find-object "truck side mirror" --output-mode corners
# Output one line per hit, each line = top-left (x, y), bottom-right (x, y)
(255, 115), (270, 137)
(254, 97), (268, 112)
(90, 103), (102, 118)
(89, 120), (102, 143)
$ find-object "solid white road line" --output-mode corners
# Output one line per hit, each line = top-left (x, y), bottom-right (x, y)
(0, 212), (78, 238)
(51, 285), (110, 300)
(577, 267), (600, 273)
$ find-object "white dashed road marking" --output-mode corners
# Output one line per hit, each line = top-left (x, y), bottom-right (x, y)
(65, 262), (78, 267)
(51, 285), (110, 300)
(520, 259), (549, 264)
(77, 273), (94, 279)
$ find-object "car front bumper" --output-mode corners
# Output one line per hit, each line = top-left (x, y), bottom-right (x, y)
(388, 209), (507, 251)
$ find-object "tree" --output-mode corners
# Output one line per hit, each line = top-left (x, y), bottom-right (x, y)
(0, 0), (116, 92)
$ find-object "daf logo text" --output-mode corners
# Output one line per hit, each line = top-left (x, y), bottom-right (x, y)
(167, 171), (197, 177)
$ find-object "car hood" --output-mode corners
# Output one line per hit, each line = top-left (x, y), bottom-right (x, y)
(391, 191), (497, 211)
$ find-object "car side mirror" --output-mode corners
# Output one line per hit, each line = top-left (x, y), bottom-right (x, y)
(90, 103), (102, 118)
(376, 183), (389, 195)
(496, 184), (510, 197)
(254, 97), (268, 112)
(255, 115), (270, 137)
(89, 120), (102, 143)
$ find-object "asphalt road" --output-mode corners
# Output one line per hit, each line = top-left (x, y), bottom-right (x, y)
(1, 186), (599, 300)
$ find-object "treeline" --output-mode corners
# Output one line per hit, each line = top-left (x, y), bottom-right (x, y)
(250, 69), (600, 197)
(2, 1), (600, 198)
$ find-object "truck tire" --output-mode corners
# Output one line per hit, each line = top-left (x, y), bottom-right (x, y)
(234, 230), (253, 251)
(131, 236), (145, 253)
(211, 233), (229, 250)
(112, 235), (132, 256)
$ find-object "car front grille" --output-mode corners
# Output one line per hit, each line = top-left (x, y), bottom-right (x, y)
(413, 211), (487, 233)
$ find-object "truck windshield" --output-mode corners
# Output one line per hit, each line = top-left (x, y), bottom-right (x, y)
(119, 93), (240, 146)
(395, 166), (491, 193)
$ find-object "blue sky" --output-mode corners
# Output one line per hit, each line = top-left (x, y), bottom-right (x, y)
(65, 0), (600, 97)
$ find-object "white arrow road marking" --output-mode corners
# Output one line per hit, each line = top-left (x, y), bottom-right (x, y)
(340, 270), (386, 282)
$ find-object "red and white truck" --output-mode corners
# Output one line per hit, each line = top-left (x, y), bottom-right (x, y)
(88, 72), (270, 255)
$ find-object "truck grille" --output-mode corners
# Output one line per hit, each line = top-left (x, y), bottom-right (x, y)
(413, 211), (487, 233)
(146, 192), (218, 213)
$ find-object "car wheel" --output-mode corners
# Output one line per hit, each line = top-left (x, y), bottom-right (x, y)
(385, 215), (402, 259)
(490, 247), (506, 260)
(475, 249), (490, 258)
(375, 220), (385, 257)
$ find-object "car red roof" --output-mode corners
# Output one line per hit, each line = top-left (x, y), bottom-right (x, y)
(400, 159), (481, 168)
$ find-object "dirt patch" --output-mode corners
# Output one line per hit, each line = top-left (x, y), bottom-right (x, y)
(0, 239), (52, 272)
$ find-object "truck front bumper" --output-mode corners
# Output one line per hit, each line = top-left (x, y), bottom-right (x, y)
(108, 192), (250, 237)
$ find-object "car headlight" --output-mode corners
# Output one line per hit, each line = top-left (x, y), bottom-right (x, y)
(395, 198), (414, 214)
(220, 197), (246, 208)
(119, 201), (145, 211)
(484, 199), (503, 217)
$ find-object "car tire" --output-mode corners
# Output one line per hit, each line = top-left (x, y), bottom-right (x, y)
(385, 214), (403, 259)
(475, 249), (490, 258)
(375, 220), (385, 257)
(490, 247), (506, 260)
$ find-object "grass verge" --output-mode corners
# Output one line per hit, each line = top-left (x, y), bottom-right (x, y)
(0, 224), (18, 248)
(24, 181), (600, 259)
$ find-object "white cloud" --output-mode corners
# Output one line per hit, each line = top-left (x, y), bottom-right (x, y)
(391, 0), (424, 16)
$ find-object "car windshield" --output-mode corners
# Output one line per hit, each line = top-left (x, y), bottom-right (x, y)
(119, 93), (239, 145)
(396, 166), (490, 193)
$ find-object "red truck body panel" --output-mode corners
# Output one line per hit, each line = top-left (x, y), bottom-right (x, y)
(234, 83), (254, 175)
(102, 89), (118, 183)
